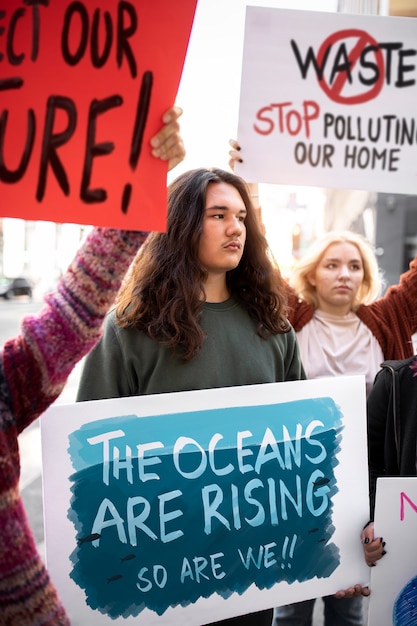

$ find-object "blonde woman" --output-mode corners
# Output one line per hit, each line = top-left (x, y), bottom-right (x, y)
(288, 230), (417, 391)
(273, 227), (417, 625)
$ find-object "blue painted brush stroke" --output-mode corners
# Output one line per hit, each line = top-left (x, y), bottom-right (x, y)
(394, 576), (417, 625)
(67, 397), (342, 618)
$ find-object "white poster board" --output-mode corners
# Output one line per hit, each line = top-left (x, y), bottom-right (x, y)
(41, 376), (370, 624)
(369, 477), (417, 626)
(236, 8), (417, 195)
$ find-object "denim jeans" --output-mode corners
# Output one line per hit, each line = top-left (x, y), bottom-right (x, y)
(273, 596), (363, 626)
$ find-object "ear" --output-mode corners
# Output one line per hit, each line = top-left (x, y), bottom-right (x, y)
(307, 272), (316, 287)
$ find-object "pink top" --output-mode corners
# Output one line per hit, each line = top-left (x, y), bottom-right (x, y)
(296, 309), (384, 396)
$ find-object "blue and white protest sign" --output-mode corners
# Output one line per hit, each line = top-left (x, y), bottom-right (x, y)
(41, 376), (369, 624)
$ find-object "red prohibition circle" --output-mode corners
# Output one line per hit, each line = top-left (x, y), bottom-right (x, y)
(317, 28), (385, 104)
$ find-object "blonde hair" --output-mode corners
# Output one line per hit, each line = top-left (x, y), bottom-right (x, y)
(289, 230), (384, 310)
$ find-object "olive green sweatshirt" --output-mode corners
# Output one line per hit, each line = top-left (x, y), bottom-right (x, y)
(77, 298), (305, 401)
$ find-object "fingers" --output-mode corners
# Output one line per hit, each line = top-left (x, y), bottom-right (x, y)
(361, 522), (386, 567)
(229, 150), (242, 172)
(167, 141), (186, 171)
(150, 106), (186, 171)
(150, 108), (181, 148)
(228, 139), (242, 172)
(363, 537), (386, 566)
(335, 585), (370, 599)
(162, 105), (183, 125)
(153, 128), (185, 171)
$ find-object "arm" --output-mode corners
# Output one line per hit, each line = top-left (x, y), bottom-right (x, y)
(356, 367), (392, 568)
(1, 106), (185, 433)
(2, 228), (145, 432)
(388, 256), (417, 327)
(367, 367), (392, 518)
(365, 256), (417, 353)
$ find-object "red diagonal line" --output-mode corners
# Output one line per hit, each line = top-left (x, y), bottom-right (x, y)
(329, 32), (372, 95)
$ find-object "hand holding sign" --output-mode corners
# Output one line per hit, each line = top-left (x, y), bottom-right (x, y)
(150, 106), (185, 172)
(361, 521), (386, 568)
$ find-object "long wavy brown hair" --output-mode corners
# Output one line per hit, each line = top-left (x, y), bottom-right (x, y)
(116, 168), (290, 361)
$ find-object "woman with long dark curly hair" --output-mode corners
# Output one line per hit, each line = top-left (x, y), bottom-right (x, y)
(77, 167), (305, 625)
(116, 168), (290, 358)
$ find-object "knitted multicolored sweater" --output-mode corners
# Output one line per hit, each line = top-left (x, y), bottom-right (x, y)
(0, 227), (146, 625)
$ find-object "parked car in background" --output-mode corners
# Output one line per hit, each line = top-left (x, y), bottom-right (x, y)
(0, 276), (33, 300)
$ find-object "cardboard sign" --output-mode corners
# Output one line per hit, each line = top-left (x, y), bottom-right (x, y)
(236, 8), (417, 195)
(369, 477), (417, 626)
(0, 1), (197, 231)
(41, 376), (370, 624)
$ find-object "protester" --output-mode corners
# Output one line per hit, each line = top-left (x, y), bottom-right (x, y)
(360, 355), (417, 568)
(274, 232), (386, 626)
(275, 227), (417, 624)
(272, 228), (416, 625)
(76, 166), (305, 625)
(229, 139), (417, 626)
(0, 106), (184, 626)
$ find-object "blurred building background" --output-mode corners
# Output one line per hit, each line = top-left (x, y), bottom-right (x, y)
(1, 0), (416, 295)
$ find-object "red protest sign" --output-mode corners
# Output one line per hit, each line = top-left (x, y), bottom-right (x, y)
(0, 0), (197, 231)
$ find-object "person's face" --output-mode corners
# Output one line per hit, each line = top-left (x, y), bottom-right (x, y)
(308, 241), (365, 315)
(198, 182), (247, 277)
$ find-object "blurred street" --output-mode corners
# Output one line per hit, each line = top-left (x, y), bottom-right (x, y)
(1, 297), (369, 625)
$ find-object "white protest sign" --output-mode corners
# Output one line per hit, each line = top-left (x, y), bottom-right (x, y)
(236, 8), (417, 195)
(369, 477), (417, 626)
(41, 376), (369, 624)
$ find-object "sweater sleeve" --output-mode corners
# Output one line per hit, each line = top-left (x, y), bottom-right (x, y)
(390, 256), (417, 324)
(285, 283), (314, 332)
(1, 228), (146, 433)
(367, 367), (391, 518)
